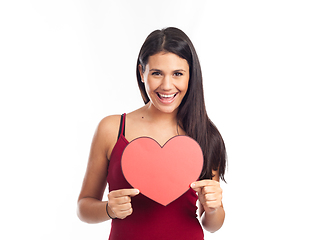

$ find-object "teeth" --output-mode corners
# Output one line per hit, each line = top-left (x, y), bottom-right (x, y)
(159, 93), (176, 98)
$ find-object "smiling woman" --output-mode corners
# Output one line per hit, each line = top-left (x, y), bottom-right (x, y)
(136, 28), (226, 181)
(139, 52), (190, 113)
(77, 27), (227, 240)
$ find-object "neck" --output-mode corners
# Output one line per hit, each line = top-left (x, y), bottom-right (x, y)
(143, 102), (178, 124)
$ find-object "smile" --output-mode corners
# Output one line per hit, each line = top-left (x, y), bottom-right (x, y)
(158, 93), (177, 98)
(157, 92), (178, 103)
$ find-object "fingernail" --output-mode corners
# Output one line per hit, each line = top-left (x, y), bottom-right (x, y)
(190, 183), (195, 188)
(134, 189), (140, 194)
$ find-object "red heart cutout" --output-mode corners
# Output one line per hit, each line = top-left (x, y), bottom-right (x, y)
(121, 135), (203, 206)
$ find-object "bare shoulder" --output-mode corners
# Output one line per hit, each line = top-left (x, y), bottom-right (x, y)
(95, 114), (122, 159)
(98, 114), (121, 135)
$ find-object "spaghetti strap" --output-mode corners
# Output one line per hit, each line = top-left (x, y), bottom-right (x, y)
(117, 113), (126, 140)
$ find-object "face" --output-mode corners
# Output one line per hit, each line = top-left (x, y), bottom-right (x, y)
(140, 52), (190, 114)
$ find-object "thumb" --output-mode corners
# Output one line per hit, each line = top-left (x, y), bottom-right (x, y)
(190, 183), (202, 194)
(129, 189), (140, 197)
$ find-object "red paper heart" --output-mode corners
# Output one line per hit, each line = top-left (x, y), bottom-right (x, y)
(121, 136), (203, 206)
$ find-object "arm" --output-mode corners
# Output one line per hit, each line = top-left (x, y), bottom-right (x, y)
(191, 171), (225, 233)
(77, 116), (139, 223)
(77, 116), (115, 223)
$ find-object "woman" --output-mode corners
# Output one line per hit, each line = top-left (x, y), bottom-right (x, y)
(77, 27), (227, 239)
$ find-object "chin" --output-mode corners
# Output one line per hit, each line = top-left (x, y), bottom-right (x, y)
(148, 97), (181, 114)
(156, 105), (179, 114)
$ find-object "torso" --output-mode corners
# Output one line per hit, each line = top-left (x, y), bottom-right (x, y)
(107, 106), (186, 160)
(106, 113), (204, 240)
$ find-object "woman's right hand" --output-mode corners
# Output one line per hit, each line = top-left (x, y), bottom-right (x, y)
(107, 189), (140, 219)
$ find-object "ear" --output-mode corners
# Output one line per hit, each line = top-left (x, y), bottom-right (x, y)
(138, 64), (144, 83)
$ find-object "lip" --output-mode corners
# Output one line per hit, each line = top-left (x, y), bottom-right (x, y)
(156, 92), (178, 104)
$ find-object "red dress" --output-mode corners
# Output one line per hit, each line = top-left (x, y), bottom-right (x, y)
(107, 114), (204, 240)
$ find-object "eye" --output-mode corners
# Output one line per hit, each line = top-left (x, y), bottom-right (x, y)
(174, 72), (183, 77)
(152, 71), (162, 76)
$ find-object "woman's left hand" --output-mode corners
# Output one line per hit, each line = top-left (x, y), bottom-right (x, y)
(191, 180), (223, 213)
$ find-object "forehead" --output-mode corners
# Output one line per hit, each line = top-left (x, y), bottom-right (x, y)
(147, 52), (189, 70)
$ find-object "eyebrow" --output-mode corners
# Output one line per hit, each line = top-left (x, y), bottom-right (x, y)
(149, 69), (161, 72)
(149, 69), (186, 72)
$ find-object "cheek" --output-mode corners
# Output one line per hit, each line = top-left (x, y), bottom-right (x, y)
(179, 78), (190, 93)
(143, 81), (156, 99)
(145, 78), (158, 93)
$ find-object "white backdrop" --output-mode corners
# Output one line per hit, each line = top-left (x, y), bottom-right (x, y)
(1, 0), (313, 239)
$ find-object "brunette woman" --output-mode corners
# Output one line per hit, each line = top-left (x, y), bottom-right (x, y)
(77, 27), (227, 240)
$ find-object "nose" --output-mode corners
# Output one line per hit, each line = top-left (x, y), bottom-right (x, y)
(160, 74), (172, 91)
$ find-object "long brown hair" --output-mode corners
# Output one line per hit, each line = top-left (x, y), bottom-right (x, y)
(136, 27), (227, 181)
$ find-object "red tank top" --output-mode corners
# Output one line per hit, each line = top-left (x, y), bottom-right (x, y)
(107, 114), (204, 240)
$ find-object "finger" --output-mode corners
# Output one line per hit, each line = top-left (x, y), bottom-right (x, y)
(202, 186), (217, 194)
(109, 189), (140, 198)
(114, 207), (133, 219)
(117, 202), (132, 211)
(204, 192), (217, 201)
(198, 191), (219, 205)
(204, 199), (222, 210)
(191, 186), (203, 194)
(118, 207), (133, 219)
(110, 195), (131, 205)
(129, 189), (140, 197)
(191, 180), (219, 194)
(109, 202), (133, 219)
(190, 180), (219, 189)
(191, 184), (209, 195)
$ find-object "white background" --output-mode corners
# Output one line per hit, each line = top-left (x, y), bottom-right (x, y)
(1, 0), (313, 239)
